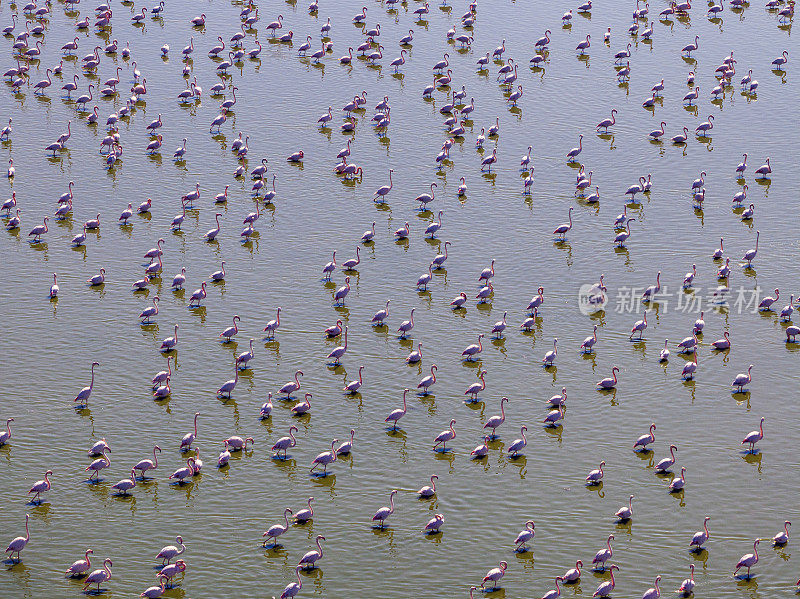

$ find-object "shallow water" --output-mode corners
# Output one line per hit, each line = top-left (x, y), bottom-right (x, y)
(1, 0), (798, 598)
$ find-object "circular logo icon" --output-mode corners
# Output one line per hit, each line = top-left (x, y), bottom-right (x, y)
(578, 283), (608, 315)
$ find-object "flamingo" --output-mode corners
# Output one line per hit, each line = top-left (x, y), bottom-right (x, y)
(110, 468), (137, 496)
(677, 564), (695, 595)
(733, 365), (754, 393)
(334, 277), (351, 305)
(464, 370), (486, 401)
(75, 361), (100, 407)
(634, 424), (657, 451)
(507, 426), (528, 457)
(742, 416), (764, 451)
(263, 508), (293, 546)
(596, 109), (617, 132)
(418, 474), (438, 498)
(133, 445), (161, 479)
(592, 535), (615, 571)
(322, 252), (337, 280)
(291, 393), (312, 416)
(272, 426), (298, 459)
(481, 561), (508, 590)
(28, 470), (53, 503)
(294, 497), (314, 523)
(65, 549), (93, 577)
(630, 310), (648, 340)
(433, 419), (456, 451)
(669, 467), (687, 492)
(514, 521), (535, 551)
(743, 230), (759, 267)
(280, 370), (303, 399)
(564, 560), (583, 583)
(83, 558), (113, 592)
(553, 207), (573, 240)
(263, 307), (281, 340)
(542, 577), (564, 599)
(597, 366), (620, 390)
(733, 539), (760, 578)
(385, 389), (409, 430)
(462, 334), (484, 361)
(189, 282), (207, 307)
(281, 566), (303, 599)
(567, 135), (583, 161)
(180, 413), (200, 451)
(336, 430), (355, 455)
(471, 435), (491, 458)
(327, 326), (348, 365)
(615, 495), (634, 521)
(655, 445), (678, 472)
(642, 575), (662, 599)
(85, 448), (111, 481)
(426, 211), (444, 238)
(691, 517), (712, 551)
(372, 490), (398, 528)
(581, 325), (599, 353)
(615, 218), (635, 246)
(204, 213), (222, 241)
(773, 521), (791, 546)
(310, 438), (338, 474)
(759, 289), (779, 311)
(586, 461), (605, 484)
(542, 337), (558, 366)
(140, 578), (167, 599)
(371, 301), (390, 326)
(417, 365), (437, 395)
(298, 535), (326, 570)
(5, 514), (30, 561)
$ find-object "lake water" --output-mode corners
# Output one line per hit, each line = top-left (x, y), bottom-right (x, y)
(1, 0), (798, 598)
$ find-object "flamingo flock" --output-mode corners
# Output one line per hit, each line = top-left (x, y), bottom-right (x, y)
(0, 0), (797, 597)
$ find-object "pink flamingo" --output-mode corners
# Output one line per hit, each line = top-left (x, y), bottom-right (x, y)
(630, 310), (648, 340)
(507, 426), (528, 457)
(345, 366), (365, 394)
(281, 565), (303, 598)
(134, 445), (161, 479)
(465, 370), (486, 401)
(733, 539), (760, 578)
(75, 361), (100, 407)
(741, 416), (764, 452)
(83, 558), (112, 592)
(564, 560), (583, 583)
(327, 326), (348, 364)
(272, 426), (299, 459)
(180, 413), (200, 450)
(372, 489), (398, 528)
(417, 364), (437, 395)
(481, 561), (508, 590)
(483, 397), (508, 438)
(65, 548), (93, 577)
(634, 423), (657, 451)
(678, 564), (695, 595)
(279, 370), (303, 399)
(28, 470), (52, 503)
(310, 438), (338, 474)
(772, 521), (791, 546)
(265, 307), (284, 339)
(514, 521), (535, 551)
(5, 514), (30, 561)
(593, 536), (615, 570)
(732, 365), (754, 393)
(462, 334), (484, 361)
(615, 494), (634, 520)
(690, 517), (711, 550)
(641, 575), (661, 599)
(385, 389), (409, 429)
(433, 419), (456, 451)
